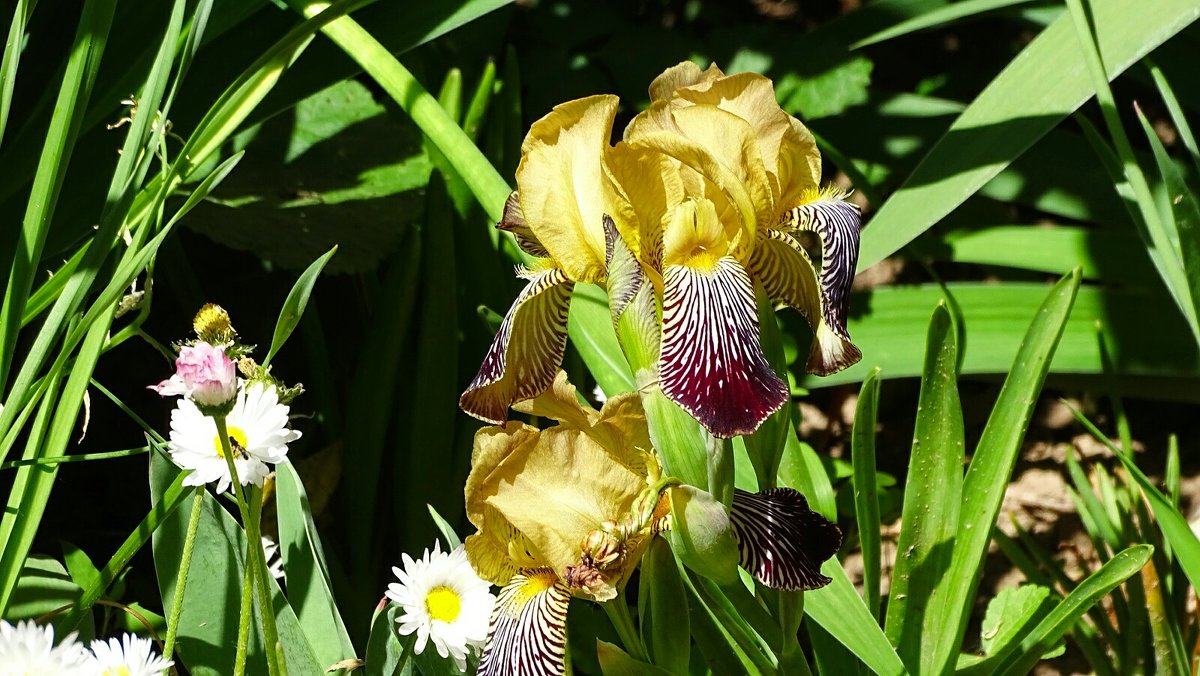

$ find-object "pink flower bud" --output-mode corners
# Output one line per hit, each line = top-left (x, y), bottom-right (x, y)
(151, 342), (237, 407)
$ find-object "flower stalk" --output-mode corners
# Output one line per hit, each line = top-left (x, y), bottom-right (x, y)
(601, 594), (649, 663)
(162, 486), (206, 662)
(215, 415), (282, 676)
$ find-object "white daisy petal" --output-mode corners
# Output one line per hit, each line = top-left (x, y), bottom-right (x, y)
(166, 382), (300, 493)
(0, 619), (92, 676)
(386, 543), (497, 673)
(88, 633), (173, 676)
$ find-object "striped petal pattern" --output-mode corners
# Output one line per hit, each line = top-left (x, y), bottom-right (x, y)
(477, 570), (572, 676)
(660, 257), (788, 438)
(497, 192), (550, 257)
(783, 192), (863, 375)
(730, 487), (842, 591)
(603, 215), (644, 327)
(460, 269), (575, 424)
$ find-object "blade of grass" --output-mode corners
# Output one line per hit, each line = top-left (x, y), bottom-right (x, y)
(0, 0), (115, 391)
(1147, 62), (1200, 179)
(996, 545), (1153, 676)
(0, 0), (33, 147)
(928, 269), (1081, 673)
(852, 0), (1040, 49)
(1065, 0), (1197, 340)
(851, 368), (882, 620)
(885, 303), (965, 674)
(857, 0), (1200, 271)
(1067, 404), (1200, 597)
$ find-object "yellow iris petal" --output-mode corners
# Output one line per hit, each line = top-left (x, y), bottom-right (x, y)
(517, 95), (622, 284)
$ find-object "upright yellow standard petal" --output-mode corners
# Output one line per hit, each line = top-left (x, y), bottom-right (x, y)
(517, 95), (622, 283)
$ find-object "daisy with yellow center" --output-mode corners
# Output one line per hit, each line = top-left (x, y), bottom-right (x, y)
(87, 634), (173, 676)
(386, 542), (495, 673)
(167, 381), (300, 494)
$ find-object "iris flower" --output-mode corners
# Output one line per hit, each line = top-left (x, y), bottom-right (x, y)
(460, 62), (862, 438)
(464, 373), (841, 675)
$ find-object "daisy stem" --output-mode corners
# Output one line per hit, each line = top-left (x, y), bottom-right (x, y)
(602, 592), (649, 663)
(215, 416), (283, 676)
(234, 557), (253, 675)
(163, 486), (206, 662)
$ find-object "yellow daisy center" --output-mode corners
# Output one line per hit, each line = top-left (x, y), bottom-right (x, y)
(425, 585), (461, 623)
(214, 426), (249, 458)
(102, 668), (132, 676)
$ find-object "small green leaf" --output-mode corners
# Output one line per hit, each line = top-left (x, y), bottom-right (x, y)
(638, 539), (690, 674)
(597, 640), (673, 675)
(365, 604), (414, 676)
(264, 246), (337, 367)
(980, 585), (1056, 656)
(427, 505), (462, 550)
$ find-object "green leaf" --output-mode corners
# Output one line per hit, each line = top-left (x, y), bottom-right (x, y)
(275, 461), (356, 671)
(364, 604), (414, 676)
(885, 303), (965, 675)
(6, 555), (91, 639)
(852, 0), (1041, 49)
(930, 269), (1080, 673)
(857, 0), (1200, 271)
(980, 585), (1057, 657)
(638, 539), (690, 674)
(664, 485), (739, 585)
(996, 545), (1153, 676)
(852, 370), (882, 621)
(805, 563), (907, 676)
(427, 505), (462, 550)
(1067, 407), (1200, 602)
(1137, 105), (1200, 347)
(569, 284), (636, 398)
(597, 640), (674, 675)
(264, 246), (337, 366)
(150, 455), (322, 675)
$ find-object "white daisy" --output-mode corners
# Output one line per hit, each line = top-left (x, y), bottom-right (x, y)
(0, 619), (92, 676)
(386, 543), (495, 672)
(88, 633), (173, 676)
(167, 381), (301, 494)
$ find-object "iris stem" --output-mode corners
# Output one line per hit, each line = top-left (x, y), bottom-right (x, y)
(163, 486), (205, 662)
(706, 433), (733, 510)
(215, 415), (282, 676)
(602, 593), (650, 663)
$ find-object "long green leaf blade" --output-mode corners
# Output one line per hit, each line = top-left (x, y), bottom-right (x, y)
(885, 304), (964, 674)
(851, 369), (883, 621)
(932, 269), (1081, 673)
(264, 246), (337, 366)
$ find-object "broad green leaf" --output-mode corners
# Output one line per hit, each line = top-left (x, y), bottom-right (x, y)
(264, 246), (337, 366)
(797, 281), (1195, 390)
(276, 461), (356, 671)
(150, 455), (322, 675)
(638, 539), (690, 674)
(996, 545), (1153, 676)
(930, 270), (1080, 673)
(6, 555), (92, 639)
(852, 369), (883, 620)
(885, 304), (965, 675)
(569, 284), (637, 398)
(857, 0), (1200, 270)
(927, 225), (1145, 280)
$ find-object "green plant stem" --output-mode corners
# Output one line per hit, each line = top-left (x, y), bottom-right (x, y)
(602, 594), (650, 663)
(215, 416), (281, 676)
(163, 486), (205, 661)
(234, 557), (253, 676)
